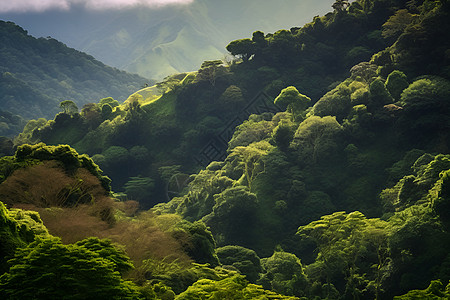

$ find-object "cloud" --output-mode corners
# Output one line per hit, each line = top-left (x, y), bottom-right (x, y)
(0, 0), (194, 13)
(0, 0), (70, 13)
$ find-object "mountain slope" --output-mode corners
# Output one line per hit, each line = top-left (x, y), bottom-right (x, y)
(1, 1), (334, 79)
(81, 0), (335, 79)
(0, 21), (150, 123)
(4, 0), (450, 298)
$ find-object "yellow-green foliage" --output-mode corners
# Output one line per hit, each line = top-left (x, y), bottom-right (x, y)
(259, 251), (308, 297)
(228, 114), (276, 151)
(216, 245), (262, 283)
(400, 77), (450, 114)
(274, 86), (311, 121)
(292, 115), (343, 163)
(180, 73), (197, 86)
(393, 280), (450, 299)
(310, 79), (355, 121)
(140, 262), (233, 295)
(76, 115), (126, 154)
(381, 154), (450, 212)
(349, 81), (370, 105)
(14, 118), (48, 145)
(229, 141), (274, 189)
(298, 211), (389, 299)
(0, 236), (141, 299)
(13, 143), (111, 191)
(311, 74), (394, 122)
(0, 201), (49, 273)
(176, 274), (299, 300)
(430, 169), (450, 223)
(385, 70), (409, 100)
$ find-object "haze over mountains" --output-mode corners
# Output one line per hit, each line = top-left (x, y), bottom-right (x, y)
(1, 0), (450, 298)
(0, 20), (149, 136)
(0, 0), (335, 79)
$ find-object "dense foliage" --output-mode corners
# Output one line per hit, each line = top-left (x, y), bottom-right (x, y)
(0, 21), (150, 136)
(2, 0), (450, 298)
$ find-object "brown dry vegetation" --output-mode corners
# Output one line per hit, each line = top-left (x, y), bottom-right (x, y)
(0, 160), (193, 281)
(0, 161), (108, 208)
(15, 203), (192, 276)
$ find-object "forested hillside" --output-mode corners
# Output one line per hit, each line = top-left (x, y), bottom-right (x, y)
(82, 0), (334, 79)
(2, 0), (334, 80)
(1, 0), (450, 299)
(0, 21), (150, 136)
(12, 0), (399, 205)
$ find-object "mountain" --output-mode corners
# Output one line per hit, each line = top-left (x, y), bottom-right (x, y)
(2, 0), (450, 298)
(12, 0), (396, 201)
(0, 0), (335, 79)
(0, 21), (150, 131)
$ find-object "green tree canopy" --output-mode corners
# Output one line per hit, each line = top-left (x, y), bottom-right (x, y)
(385, 70), (409, 100)
(226, 38), (255, 62)
(258, 251), (308, 297)
(59, 100), (78, 115)
(0, 201), (49, 273)
(274, 86), (311, 121)
(216, 245), (262, 283)
(332, 0), (350, 12)
(0, 237), (140, 299)
(382, 9), (417, 40)
(99, 97), (120, 108)
(292, 116), (343, 162)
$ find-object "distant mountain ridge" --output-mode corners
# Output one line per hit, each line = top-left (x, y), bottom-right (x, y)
(80, 0), (335, 79)
(1, 0), (334, 79)
(0, 21), (150, 124)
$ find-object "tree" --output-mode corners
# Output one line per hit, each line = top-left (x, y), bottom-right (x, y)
(196, 60), (226, 87)
(258, 251), (308, 297)
(226, 38), (255, 62)
(368, 79), (394, 109)
(0, 201), (49, 273)
(251, 31), (267, 59)
(385, 70), (409, 100)
(230, 141), (273, 190)
(75, 237), (134, 275)
(175, 221), (219, 267)
(177, 274), (298, 300)
(59, 100), (78, 115)
(382, 9), (417, 40)
(228, 117), (275, 151)
(0, 237), (140, 299)
(430, 169), (450, 224)
(398, 76), (450, 136)
(217, 85), (245, 112)
(272, 119), (296, 151)
(394, 280), (450, 299)
(206, 186), (258, 246)
(99, 97), (120, 108)
(266, 30), (297, 65)
(216, 245), (262, 283)
(124, 176), (155, 203)
(332, 0), (350, 12)
(81, 103), (102, 129)
(350, 62), (378, 83)
(292, 116), (343, 163)
(311, 82), (353, 122)
(274, 86), (311, 121)
(101, 103), (113, 120)
(125, 94), (144, 121)
(297, 212), (390, 299)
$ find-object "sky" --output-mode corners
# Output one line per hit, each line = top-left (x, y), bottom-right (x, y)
(0, 0), (194, 13)
(0, 0), (336, 78)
